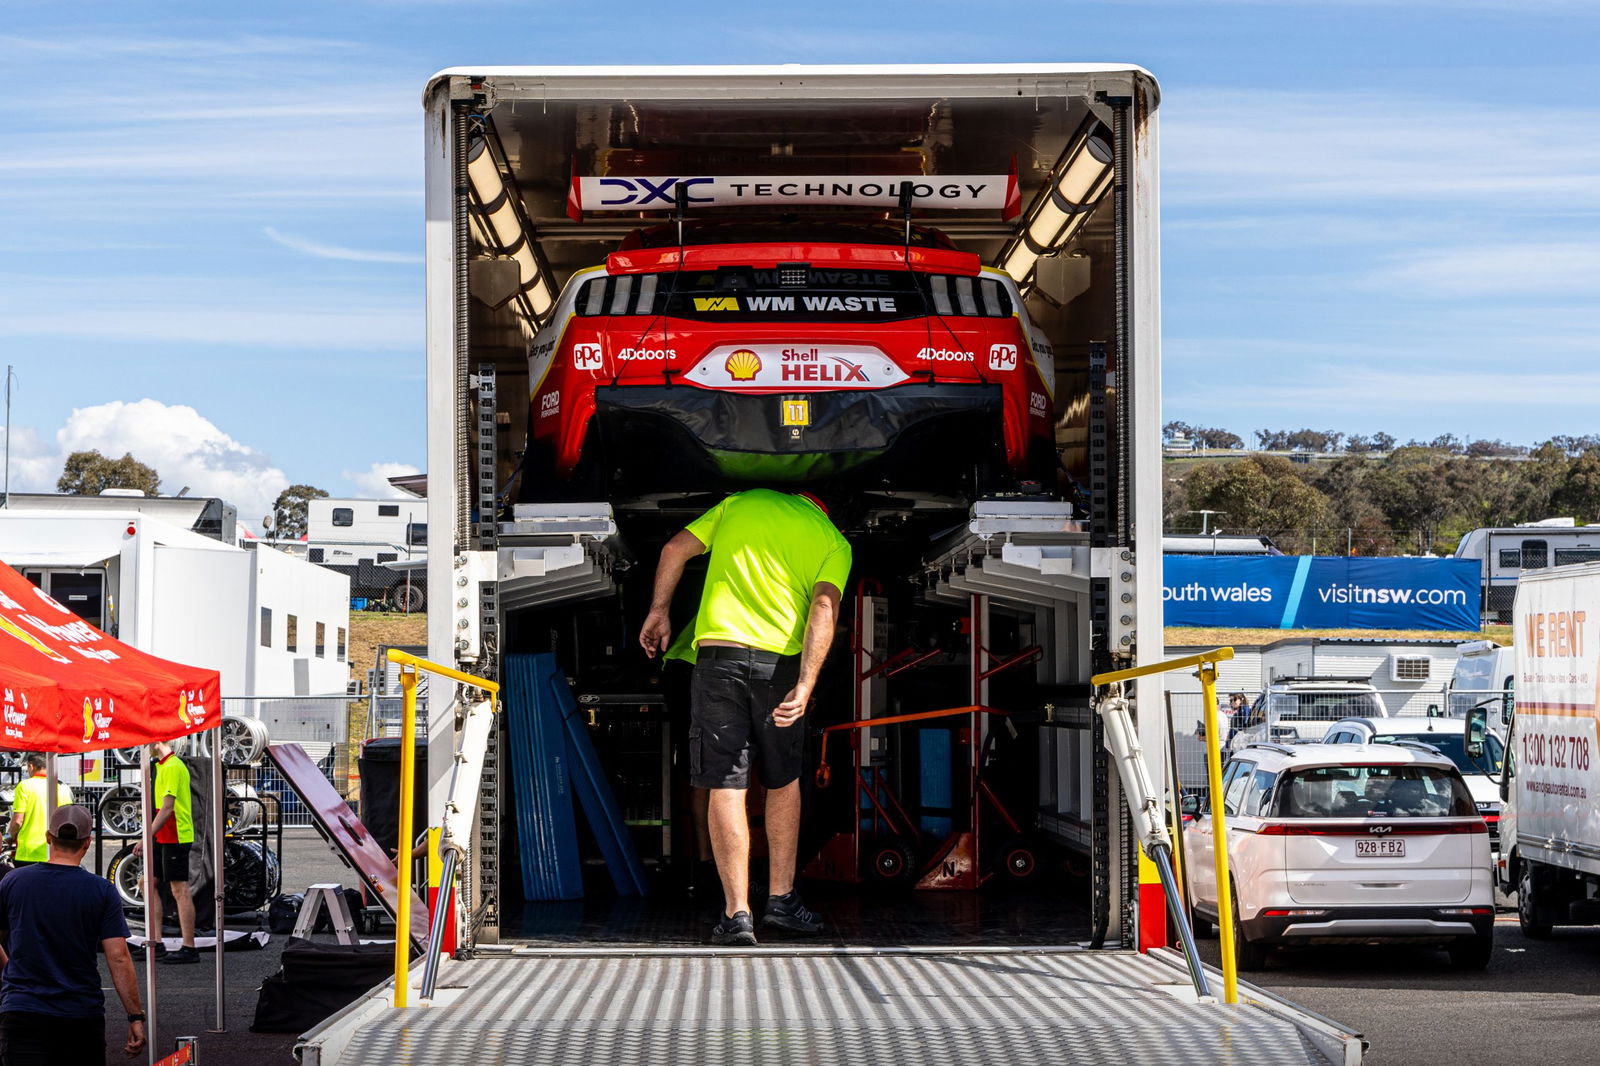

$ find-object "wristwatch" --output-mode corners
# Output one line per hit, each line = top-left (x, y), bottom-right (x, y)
(127, 1013), (145, 1023)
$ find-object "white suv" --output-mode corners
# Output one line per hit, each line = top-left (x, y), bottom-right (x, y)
(1320, 717), (1505, 851)
(1228, 677), (1387, 752)
(1184, 742), (1494, 970)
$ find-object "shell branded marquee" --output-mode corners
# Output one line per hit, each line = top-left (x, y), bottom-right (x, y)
(0, 560), (218, 753)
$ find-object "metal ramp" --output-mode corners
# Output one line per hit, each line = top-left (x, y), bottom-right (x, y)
(297, 948), (1361, 1066)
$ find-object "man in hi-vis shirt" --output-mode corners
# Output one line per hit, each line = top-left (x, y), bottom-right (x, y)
(641, 489), (850, 945)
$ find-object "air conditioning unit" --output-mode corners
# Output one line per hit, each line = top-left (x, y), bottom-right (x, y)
(1390, 655), (1432, 682)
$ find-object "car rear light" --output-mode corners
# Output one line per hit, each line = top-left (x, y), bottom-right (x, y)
(1436, 908), (1494, 916)
(1258, 820), (1487, 835)
(1261, 909), (1329, 918)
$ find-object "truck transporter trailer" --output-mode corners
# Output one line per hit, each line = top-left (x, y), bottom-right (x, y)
(298, 64), (1363, 1065)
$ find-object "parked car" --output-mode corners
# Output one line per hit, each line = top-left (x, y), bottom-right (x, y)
(1184, 742), (1494, 970)
(1228, 677), (1387, 752)
(1320, 716), (1505, 850)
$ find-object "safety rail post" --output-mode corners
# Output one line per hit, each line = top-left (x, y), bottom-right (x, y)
(384, 649), (501, 1007)
(1091, 647), (1237, 1005)
(1198, 656), (1240, 1005)
(394, 665), (417, 1009)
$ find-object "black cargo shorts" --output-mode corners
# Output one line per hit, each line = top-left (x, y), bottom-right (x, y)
(689, 646), (804, 790)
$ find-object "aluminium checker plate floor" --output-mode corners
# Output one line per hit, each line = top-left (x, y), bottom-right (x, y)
(332, 950), (1346, 1065)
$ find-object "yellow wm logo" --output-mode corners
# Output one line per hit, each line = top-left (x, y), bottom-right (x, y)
(693, 297), (739, 312)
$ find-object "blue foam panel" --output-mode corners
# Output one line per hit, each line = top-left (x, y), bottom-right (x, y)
(541, 660), (650, 897)
(504, 654), (584, 901)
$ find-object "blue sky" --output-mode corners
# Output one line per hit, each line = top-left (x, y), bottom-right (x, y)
(1, 2), (1596, 519)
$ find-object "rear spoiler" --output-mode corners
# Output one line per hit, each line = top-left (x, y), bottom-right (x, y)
(568, 164), (1020, 222)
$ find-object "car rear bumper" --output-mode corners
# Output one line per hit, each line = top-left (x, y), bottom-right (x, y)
(1243, 906), (1494, 945)
(592, 382), (1007, 486)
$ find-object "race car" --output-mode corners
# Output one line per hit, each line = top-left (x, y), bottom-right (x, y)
(522, 219), (1057, 500)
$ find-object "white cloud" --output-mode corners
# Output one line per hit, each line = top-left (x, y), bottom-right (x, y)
(263, 227), (422, 264)
(342, 462), (422, 498)
(1164, 90), (1600, 211)
(1362, 241), (1600, 299)
(50, 400), (289, 521)
(0, 424), (61, 496)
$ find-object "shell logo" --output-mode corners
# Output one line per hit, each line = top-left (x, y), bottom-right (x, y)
(0, 616), (70, 665)
(83, 697), (95, 743)
(725, 348), (762, 382)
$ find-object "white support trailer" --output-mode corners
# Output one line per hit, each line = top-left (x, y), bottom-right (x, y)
(301, 63), (1363, 1065)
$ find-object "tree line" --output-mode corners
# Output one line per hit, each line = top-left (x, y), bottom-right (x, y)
(1162, 422), (1559, 458)
(1165, 437), (1600, 556)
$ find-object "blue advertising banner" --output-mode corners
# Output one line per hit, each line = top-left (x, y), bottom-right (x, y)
(1163, 556), (1481, 630)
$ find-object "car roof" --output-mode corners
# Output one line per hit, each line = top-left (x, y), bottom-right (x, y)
(1269, 679), (1379, 691)
(1234, 741), (1456, 771)
(1328, 717), (1461, 736)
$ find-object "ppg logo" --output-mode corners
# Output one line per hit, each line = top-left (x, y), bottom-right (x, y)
(573, 343), (603, 371)
(597, 176), (715, 207)
(988, 344), (1019, 371)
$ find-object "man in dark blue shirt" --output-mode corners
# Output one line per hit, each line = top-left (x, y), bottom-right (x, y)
(0, 805), (145, 1064)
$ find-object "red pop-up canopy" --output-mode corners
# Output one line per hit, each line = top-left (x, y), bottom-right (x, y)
(0, 558), (219, 752)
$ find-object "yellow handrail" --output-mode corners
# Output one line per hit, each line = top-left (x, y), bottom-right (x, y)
(386, 650), (500, 1009)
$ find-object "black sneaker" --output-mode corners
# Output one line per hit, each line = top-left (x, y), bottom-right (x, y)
(159, 945), (200, 965)
(709, 911), (757, 946)
(762, 890), (824, 935)
(128, 941), (166, 961)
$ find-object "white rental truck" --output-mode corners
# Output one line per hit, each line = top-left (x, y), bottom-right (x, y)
(297, 64), (1361, 1065)
(1474, 563), (1600, 937)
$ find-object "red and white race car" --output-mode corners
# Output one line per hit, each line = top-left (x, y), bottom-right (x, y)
(524, 219), (1056, 498)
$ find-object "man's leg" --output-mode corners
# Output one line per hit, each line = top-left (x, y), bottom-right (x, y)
(764, 780), (801, 897)
(170, 878), (197, 948)
(707, 787), (751, 917)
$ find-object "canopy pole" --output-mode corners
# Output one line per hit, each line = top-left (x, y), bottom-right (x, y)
(140, 751), (157, 1065)
(44, 752), (58, 815)
(210, 723), (225, 1032)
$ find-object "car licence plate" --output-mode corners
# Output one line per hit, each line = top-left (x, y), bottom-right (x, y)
(1355, 838), (1406, 857)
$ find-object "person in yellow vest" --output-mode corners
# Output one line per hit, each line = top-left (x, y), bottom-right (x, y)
(641, 488), (851, 945)
(5, 754), (72, 868)
(131, 741), (198, 964)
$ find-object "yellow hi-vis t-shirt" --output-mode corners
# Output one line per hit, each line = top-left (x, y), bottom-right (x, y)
(684, 489), (852, 656)
(12, 773), (73, 863)
(154, 753), (194, 845)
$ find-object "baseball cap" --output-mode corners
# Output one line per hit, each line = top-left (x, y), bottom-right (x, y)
(48, 805), (92, 843)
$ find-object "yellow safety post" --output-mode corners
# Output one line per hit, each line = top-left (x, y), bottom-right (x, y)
(1199, 657), (1240, 1005)
(394, 664), (418, 1008)
(384, 649), (500, 1010)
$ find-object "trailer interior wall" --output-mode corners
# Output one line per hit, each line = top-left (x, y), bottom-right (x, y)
(423, 65), (1163, 947)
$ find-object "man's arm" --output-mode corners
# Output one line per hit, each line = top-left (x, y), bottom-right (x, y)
(773, 582), (841, 726)
(639, 530), (707, 657)
(136, 795), (175, 853)
(102, 937), (146, 1058)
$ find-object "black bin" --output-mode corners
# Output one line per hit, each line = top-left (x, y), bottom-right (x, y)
(357, 738), (428, 857)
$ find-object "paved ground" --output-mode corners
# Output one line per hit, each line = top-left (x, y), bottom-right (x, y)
(1198, 915), (1600, 1065)
(95, 828), (355, 1063)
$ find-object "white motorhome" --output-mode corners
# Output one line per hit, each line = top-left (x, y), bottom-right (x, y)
(304, 497), (428, 611)
(1453, 519), (1600, 622)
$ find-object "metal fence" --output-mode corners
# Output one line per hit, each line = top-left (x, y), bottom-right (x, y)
(1165, 687), (1458, 794)
(220, 696), (359, 828)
